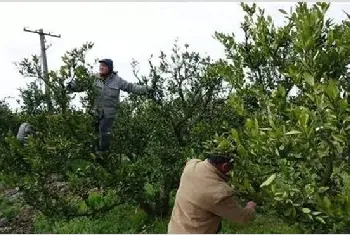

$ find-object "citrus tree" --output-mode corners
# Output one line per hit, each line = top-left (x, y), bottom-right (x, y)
(0, 40), (237, 219)
(213, 2), (350, 233)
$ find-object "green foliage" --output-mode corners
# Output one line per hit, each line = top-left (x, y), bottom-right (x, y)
(221, 214), (302, 234)
(0, 195), (21, 220)
(1, 39), (234, 220)
(212, 2), (350, 233)
(144, 214), (302, 234)
(0, 99), (19, 136)
(0, 2), (349, 234)
(34, 206), (301, 234)
(34, 205), (148, 234)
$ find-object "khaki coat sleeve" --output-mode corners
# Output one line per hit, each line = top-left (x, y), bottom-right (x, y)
(210, 195), (256, 224)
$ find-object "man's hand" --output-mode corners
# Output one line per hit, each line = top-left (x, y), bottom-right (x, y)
(245, 201), (257, 210)
(147, 87), (155, 97)
(147, 87), (162, 105)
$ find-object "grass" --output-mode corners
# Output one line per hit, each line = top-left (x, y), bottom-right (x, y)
(144, 213), (302, 234)
(33, 204), (302, 234)
(10, 172), (350, 233)
(0, 194), (22, 220)
(34, 204), (148, 234)
(222, 214), (301, 234)
(0, 178), (300, 233)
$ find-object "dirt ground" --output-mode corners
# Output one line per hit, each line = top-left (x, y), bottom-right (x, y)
(0, 207), (36, 234)
(0, 188), (36, 234)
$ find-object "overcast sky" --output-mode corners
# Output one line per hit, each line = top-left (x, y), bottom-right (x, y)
(1, 2), (350, 110)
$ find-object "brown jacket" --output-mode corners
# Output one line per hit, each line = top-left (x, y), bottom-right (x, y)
(168, 159), (255, 234)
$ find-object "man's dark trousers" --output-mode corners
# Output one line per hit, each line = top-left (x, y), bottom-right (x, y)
(94, 115), (114, 152)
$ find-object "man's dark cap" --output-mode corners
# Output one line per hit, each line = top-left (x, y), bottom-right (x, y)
(99, 59), (114, 73)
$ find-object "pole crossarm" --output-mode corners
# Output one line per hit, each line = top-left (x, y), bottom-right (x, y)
(23, 27), (61, 38)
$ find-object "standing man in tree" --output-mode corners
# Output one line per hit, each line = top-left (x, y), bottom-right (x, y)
(168, 154), (257, 234)
(17, 59), (154, 153)
(66, 58), (153, 153)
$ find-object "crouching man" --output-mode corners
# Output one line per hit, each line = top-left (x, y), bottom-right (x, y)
(168, 155), (257, 234)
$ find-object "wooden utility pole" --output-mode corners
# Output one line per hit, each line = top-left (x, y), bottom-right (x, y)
(23, 27), (61, 111)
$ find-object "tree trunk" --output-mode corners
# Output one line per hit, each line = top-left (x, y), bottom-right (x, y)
(320, 160), (333, 187)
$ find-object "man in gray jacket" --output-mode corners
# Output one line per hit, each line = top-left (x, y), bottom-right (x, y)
(17, 58), (153, 153)
(67, 58), (152, 152)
